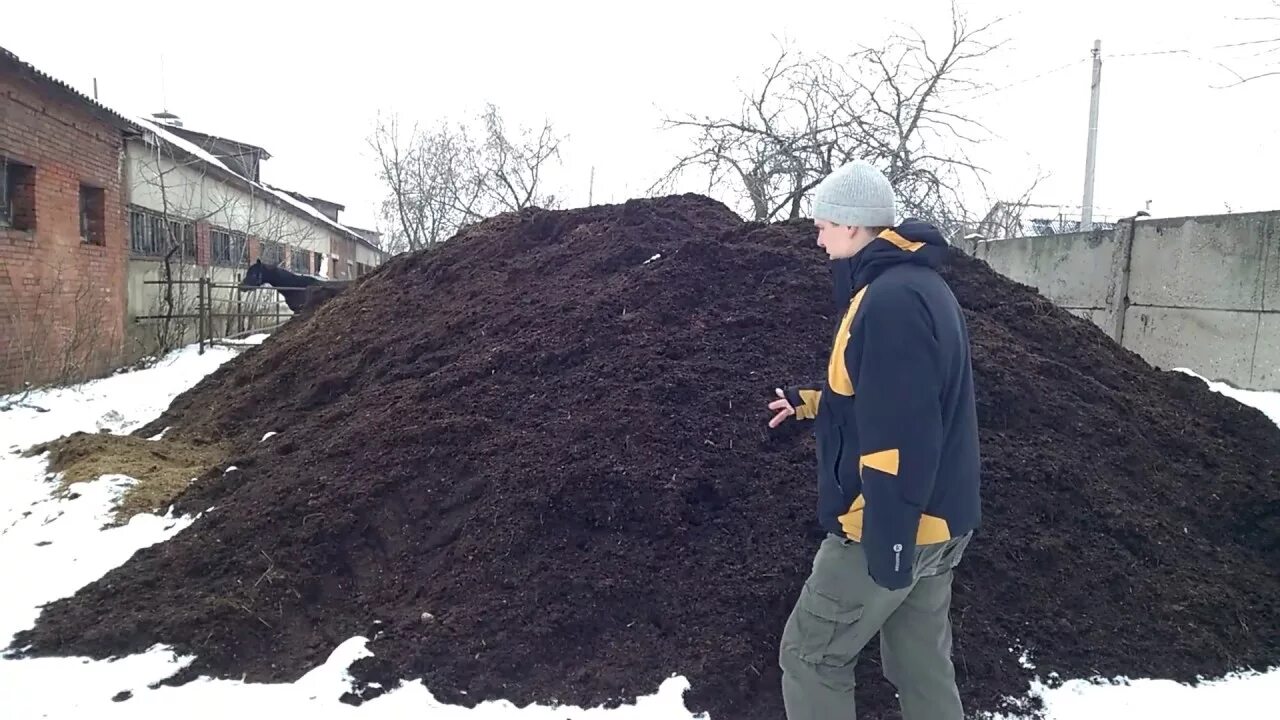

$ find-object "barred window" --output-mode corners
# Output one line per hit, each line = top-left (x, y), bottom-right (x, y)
(79, 184), (106, 245)
(1, 156), (36, 231)
(288, 247), (311, 274)
(129, 206), (195, 260)
(210, 228), (247, 266)
(259, 240), (285, 266)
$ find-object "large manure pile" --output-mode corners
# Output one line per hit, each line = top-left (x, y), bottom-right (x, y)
(13, 195), (1279, 719)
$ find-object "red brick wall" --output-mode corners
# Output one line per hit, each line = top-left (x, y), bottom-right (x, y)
(330, 235), (355, 280)
(195, 221), (211, 267)
(0, 70), (128, 391)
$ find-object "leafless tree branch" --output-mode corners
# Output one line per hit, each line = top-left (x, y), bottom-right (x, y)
(371, 105), (564, 254)
(654, 3), (1005, 236)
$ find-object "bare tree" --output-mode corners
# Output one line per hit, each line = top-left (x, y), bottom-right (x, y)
(470, 104), (563, 215)
(370, 114), (473, 254)
(371, 104), (564, 255)
(655, 3), (1004, 238)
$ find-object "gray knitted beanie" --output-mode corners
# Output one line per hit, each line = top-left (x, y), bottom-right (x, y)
(811, 160), (896, 227)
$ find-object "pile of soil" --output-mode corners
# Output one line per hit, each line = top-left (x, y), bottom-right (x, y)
(11, 195), (1280, 720)
(27, 432), (225, 523)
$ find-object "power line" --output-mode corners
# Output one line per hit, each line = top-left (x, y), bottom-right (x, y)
(1109, 47), (1199, 58)
(946, 34), (1271, 111)
(946, 58), (1087, 108)
(1105, 44), (1259, 85)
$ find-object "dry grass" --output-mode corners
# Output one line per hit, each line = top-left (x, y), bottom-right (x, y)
(26, 432), (228, 523)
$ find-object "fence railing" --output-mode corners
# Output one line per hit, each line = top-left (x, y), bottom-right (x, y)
(135, 278), (311, 354)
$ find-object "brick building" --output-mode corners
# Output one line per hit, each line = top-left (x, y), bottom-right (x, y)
(1, 48), (389, 392)
(1, 48), (135, 391)
(121, 116), (388, 360)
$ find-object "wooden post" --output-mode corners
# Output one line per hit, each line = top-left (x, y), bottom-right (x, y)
(206, 278), (215, 344)
(236, 277), (246, 335)
(198, 277), (207, 354)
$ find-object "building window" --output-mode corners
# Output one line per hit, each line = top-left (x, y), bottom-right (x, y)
(259, 240), (285, 266)
(1, 156), (36, 231)
(312, 251), (323, 275)
(79, 184), (106, 245)
(288, 247), (311, 274)
(210, 228), (247, 266)
(128, 206), (196, 260)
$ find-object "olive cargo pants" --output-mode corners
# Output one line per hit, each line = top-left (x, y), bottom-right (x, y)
(779, 533), (972, 720)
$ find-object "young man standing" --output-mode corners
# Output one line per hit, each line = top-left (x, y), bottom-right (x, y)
(767, 160), (982, 720)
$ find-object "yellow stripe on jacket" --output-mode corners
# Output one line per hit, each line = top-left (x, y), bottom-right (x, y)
(838, 450), (952, 545)
(827, 287), (867, 397)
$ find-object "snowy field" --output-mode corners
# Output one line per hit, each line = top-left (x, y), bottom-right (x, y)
(1, 343), (1277, 719)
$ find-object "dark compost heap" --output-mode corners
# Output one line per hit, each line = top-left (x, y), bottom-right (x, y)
(13, 195), (1279, 719)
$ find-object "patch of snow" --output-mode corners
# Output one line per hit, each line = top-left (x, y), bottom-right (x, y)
(0, 474), (193, 646)
(263, 182), (363, 241)
(131, 115), (237, 176)
(261, 432), (278, 442)
(223, 466), (238, 474)
(218, 333), (270, 348)
(642, 254), (662, 265)
(1175, 369), (1280, 428)
(1019, 650), (1035, 670)
(0, 343), (244, 453)
(148, 427), (171, 441)
(988, 671), (1280, 720)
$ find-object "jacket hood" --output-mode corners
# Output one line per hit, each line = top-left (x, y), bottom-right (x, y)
(830, 219), (949, 305)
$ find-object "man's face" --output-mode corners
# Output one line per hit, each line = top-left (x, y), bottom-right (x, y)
(815, 220), (863, 259)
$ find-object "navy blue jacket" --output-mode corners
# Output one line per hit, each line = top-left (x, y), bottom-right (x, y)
(785, 221), (982, 590)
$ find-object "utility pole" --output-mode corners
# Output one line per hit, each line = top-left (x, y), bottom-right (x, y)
(1081, 39), (1102, 230)
(588, 166), (595, 206)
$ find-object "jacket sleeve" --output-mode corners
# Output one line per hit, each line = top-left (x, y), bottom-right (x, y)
(783, 385), (823, 421)
(850, 287), (944, 590)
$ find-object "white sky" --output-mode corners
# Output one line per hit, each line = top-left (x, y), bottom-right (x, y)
(4, 0), (1278, 230)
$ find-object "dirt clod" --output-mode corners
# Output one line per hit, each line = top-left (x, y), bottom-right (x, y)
(11, 195), (1280, 720)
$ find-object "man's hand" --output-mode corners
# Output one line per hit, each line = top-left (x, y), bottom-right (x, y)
(768, 388), (796, 428)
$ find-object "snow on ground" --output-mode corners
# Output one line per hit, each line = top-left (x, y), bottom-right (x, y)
(1176, 368), (1280, 428)
(1, 343), (250, 454)
(986, 672), (1280, 720)
(0, 347), (1277, 719)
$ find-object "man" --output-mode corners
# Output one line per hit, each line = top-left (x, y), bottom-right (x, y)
(768, 160), (981, 720)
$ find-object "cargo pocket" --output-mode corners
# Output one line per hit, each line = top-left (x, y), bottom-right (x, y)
(785, 581), (865, 667)
(939, 532), (972, 571)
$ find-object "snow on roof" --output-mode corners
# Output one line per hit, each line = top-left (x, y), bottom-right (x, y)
(0, 46), (383, 256)
(133, 115), (365, 244)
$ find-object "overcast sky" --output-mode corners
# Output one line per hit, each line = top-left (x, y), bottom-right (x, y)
(5, 0), (1278, 230)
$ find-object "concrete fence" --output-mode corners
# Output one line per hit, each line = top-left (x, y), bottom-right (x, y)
(974, 210), (1279, 391)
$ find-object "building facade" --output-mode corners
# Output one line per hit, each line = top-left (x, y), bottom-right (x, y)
(0, 47), (389, 391)
(0, 49), (134, 390)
